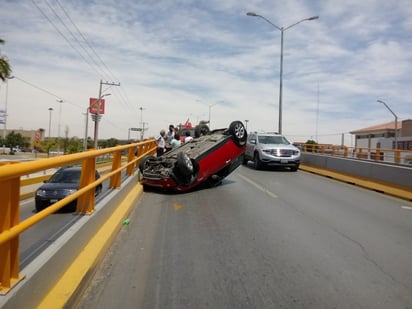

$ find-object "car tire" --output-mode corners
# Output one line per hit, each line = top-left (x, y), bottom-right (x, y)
(290, 164), (299, 172)
(195, 124), (210, 137)
(95, 185), (102, 196)
(253, 152), (263, 170)
(242, 154), (249, 165)
(176, 152), (194, 177)
(35, 204), (44, 213)
(229, 121), (247, 146)
(139, 155), (155, 173)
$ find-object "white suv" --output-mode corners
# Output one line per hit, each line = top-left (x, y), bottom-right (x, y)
(243, 132), (300, 171)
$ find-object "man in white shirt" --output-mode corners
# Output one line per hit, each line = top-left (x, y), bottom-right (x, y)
(184, 131), (193, 143)
(156, 130), (166, 156)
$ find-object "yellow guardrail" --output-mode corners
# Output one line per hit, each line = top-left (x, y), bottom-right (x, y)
(0, 140), (156, 294)
(301, 144), (412, 165)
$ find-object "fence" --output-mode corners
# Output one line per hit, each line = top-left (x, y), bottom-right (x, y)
(0, 139), (156, 294)
(301, 144), (412, 165)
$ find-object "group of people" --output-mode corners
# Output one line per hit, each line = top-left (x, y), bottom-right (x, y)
(156, 124), (193, 157)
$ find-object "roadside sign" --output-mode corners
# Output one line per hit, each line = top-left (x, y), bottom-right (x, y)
(89, 98), (105, 115)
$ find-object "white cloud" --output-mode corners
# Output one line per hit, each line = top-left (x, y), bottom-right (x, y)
(1, 0), (411, 146)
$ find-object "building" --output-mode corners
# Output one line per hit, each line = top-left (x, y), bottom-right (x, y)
(350, 119), (412, 150)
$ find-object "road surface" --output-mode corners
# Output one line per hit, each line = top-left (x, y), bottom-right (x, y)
(76, 165), (412, 308)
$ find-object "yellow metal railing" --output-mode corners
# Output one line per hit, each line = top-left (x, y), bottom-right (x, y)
(301, 144), (412, 165)
(0, 140), (156, 294)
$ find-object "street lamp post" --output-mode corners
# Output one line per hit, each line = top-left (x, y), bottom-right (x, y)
(56, 99), (63, 154)
(83, 107), (90, 151)
(2, 76), (14, 152)
(246, 12), (319, 134)
(244, 119), (249, 131)
(139, 106), (144, 140)
(377, 99), (398, 149)
(208, 103), (218, 129)
(48, 107), (54, 138)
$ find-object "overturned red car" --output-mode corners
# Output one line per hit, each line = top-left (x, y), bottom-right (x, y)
(139, 121), (247, 192)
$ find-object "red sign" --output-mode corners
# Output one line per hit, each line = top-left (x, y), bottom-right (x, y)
(35, 130), (41, 142)
(89, 97), (105, 115)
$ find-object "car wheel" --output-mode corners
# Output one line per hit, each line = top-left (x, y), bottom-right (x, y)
(229, 121), (247, 146)
(253, 152), (263, 170)
(290, 164), (299, 172)
(195, 124), (210, 137)
(176, 152), (194, 177)
(95, 185), (102, 196)
(242, 154), (248, 165)
(35, 204), (44, 213)
(139, 155), (155, 173)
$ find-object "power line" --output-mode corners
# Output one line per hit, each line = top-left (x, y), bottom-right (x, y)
(31, 0), (107, 79)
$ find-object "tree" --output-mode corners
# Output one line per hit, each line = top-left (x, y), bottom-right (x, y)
(100, 138), (119, 148)
(66, 137), (83, 154)
(305, 139), (318, 152)
(5, 131), (26, 153)
(0, 38), (12, 81)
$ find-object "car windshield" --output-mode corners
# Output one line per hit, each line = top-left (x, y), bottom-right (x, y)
(48, 169), (81, 184)
(258, 135), (290, 145)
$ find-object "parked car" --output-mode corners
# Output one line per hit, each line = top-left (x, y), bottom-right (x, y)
(139, 120), (247, 192)
(35, 166), (102, 212)
(243, 132), (300, 171)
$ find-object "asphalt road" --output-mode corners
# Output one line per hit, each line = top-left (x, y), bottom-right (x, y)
(18, 179), (112, 269)
(76, 165), (412, 308)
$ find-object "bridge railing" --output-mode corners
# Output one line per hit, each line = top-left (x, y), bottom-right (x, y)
(0, 140), (156, 295)
(301, 144), (412, 165)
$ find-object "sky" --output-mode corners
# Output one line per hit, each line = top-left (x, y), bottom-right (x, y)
(1, 0), (411, 146)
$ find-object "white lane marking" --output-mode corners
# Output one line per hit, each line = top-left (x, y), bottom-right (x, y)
(401, 206), (412, 210)
(237, 173), (278, 199)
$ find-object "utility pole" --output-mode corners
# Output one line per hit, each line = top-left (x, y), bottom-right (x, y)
(93, 80), (120, 148)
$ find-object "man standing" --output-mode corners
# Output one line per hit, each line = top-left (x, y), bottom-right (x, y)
(156, 130), (166, 156)
(165, 124), (175, 152)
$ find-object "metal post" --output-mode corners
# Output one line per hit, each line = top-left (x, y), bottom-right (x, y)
(83, 107), (89, 151)
(93, 80), (120, 148)
(208, 103), (218, 129)
(377, 100), (398, 149)
(278, 29), (284, 134)
(2, 76), (14, 152)
(57, 99), (63, 154)
(93, 80), (103, 149)
(246, 12), (319, 134)
(48, 107), (53, 138)
(139, 106), (144, 140)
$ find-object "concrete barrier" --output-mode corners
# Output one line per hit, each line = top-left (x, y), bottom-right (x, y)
(301, 153), (412, 188)
(300, 153), (412, 201)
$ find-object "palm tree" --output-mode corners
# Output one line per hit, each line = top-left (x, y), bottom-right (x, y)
(0, 38), (12, 81)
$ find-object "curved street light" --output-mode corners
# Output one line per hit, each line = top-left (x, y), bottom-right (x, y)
(377, 99), (398, 149)
(246, 12), (319, 134)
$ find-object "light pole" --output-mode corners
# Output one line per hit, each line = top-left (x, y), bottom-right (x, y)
(244, 119), (249, 131)
(57, 99), (63, 154)
(377, 99), (398, 149)
(208, 103), (218, 129)
(2, 76), (14, 152)
(139, 106), (144, 140)
(83, 107), (90, 151)
(247, 12), (319, 134)
(48, 107), (54, 138)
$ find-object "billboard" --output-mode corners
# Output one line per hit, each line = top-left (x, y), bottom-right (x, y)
(89, 98), (105, 115)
